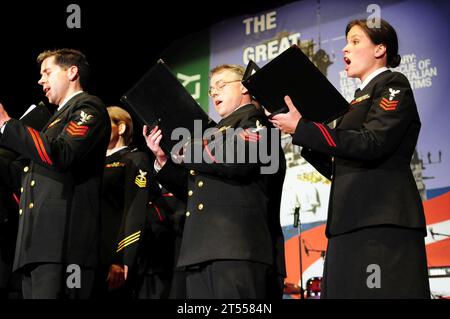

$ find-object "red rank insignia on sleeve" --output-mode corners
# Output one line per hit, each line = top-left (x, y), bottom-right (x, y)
(65, 121), (89, 137)
(379, 97), (399, 111)
(239, 129), (261, 142)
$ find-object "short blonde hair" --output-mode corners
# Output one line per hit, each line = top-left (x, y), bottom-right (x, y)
(210, 64), (245, 79)
(107, 106), (133, 145)
(210, 64), (257, 105)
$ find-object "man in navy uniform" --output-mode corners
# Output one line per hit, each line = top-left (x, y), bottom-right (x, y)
(0, 102), (51, 299)
(0, 48), (111, 298)
(144, 64), (286, 299)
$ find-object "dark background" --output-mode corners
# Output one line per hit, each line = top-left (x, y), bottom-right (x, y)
(0, 0), (295, 118)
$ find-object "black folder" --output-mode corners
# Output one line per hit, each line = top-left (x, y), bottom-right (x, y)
(121, 59), (214, 154)
(20, 101), (52, 131)
(242, 45), (349, 124)
(0, 101), (51, 159)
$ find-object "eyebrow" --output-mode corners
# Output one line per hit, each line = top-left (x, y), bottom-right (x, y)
(348, 34), (361, 40)
(41, 68), (51, 74)
(213, 79), (225, 84)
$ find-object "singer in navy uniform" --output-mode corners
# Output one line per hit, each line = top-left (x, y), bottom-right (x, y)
(0, 49), (111, 299)
(0, 103), (51, 298)
(100, 106), (175, 299)
(144, 64), (286, 299)
(269, 19), (430, 298)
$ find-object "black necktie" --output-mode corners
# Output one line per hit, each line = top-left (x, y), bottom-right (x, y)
(354, 88), (361, 98)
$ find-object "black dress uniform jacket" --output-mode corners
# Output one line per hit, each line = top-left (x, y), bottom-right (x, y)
(0, 92), (111, 271)
(0, 178), (19, 270)
(294, 70), (425, 236)
(105, 147), (173, 277)
(101, 147), (152, 269)
(157, 104), (286, 276)
(0, 148), (20, 293)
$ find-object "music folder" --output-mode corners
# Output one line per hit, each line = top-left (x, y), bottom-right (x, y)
(20, 101), (52, 131)
(242, 44), (349, 124)
(121, 59), (214, 154)
(0, 101), (51, 158)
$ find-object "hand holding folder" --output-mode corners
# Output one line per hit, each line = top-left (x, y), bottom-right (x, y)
(121, 59), (215, 155)
(268, 95), (303, 134)
(1, 101), (51, 162)
(20, 101), (52, 131)
(242, 44), (349, 124)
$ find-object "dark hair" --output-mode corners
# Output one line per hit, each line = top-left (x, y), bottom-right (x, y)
(345, 19), (401, 68)
(37, 48), (90, 89)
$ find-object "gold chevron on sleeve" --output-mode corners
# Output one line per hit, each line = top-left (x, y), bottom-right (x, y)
(116, 231), (141, 252)
(135, 169), (148, 188)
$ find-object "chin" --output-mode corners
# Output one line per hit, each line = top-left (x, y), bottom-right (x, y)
(215, 109), (225, 117)
(47, 96), (55, 105)
(346, 69), (355, 78)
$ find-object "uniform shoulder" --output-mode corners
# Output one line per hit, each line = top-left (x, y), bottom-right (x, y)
(67, 93), (108, 121)
(240, 104), (270, 127)
(373, 71), (411, 95)
(123, 148), (151, 166)
(72, 92), (106, 112)
(248, 108), (272, 129)
(72, 91), (102, 104)
(381, 71), (410, 87)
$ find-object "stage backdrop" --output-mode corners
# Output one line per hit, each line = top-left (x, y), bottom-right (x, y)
(161, 0), (450, 298)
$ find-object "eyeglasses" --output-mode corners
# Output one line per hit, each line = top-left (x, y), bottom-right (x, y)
(208, 80), (241, 97)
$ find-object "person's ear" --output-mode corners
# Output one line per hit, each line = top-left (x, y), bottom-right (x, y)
(118, 122), (127, 136)
(240, 83), (249, 95)
(374, 44), (387, 59)
(67, 65), (79, 81)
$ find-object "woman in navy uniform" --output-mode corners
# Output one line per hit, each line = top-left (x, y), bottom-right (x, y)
(144, 64), (286, 299)
(269, 19), (430, 298)
(101, 106), (177, 299)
